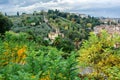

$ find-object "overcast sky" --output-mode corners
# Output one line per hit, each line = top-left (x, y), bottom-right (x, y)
(0, 0), (120, 18)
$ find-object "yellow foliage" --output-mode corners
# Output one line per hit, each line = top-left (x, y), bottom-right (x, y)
(1, 42), (27, 65)
(40, 75), (50, 80)
(17, 46), (26, 57)
(97, 55), (120, 69)
(78, 31), (120, 79)
(31, 75), (35, 79)
(15, 46), (27, 64)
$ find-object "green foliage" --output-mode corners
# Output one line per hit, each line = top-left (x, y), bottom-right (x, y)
(67, 31), (84, 41)
(53, 36), (75, 53)
(0, 32), (80, 80)
(78, 30), (120, 79)
(4, 31), (29, 42)
(0, 13), (13, 34)
(12, 23), (52, 41)
(9, 10), (101, 50)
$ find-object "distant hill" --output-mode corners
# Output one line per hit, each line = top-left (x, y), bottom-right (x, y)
(8, 10), (101, 51)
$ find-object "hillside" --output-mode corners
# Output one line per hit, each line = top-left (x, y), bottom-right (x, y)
(0, 10), (120, 80)
(8, 10), (101, 52)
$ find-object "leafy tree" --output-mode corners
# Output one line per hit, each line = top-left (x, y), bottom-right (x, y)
(5, 12), (7, 16)
(0, 13), (13, 34)
(54, 9), (59, 15)
(86, 23), (92, 28)
(0, 32), (80, 80)
(67, 31), (81, 41)
(17, 12), (19, 16)
(78, 30), (120, 79)
(48, 9), (54, 14)
(53, 36), (75, 53)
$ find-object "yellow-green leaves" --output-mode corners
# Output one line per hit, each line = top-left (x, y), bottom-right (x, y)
(78, 31), (120, 79)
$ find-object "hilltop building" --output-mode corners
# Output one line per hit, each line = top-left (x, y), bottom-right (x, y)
(94, 25), (120, 35)
(48, 28), (64, 42)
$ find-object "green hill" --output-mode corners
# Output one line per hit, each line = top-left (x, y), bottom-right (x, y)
(8, 10), (101, 52)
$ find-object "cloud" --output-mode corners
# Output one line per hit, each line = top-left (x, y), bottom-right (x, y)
(0, 0), (120, 17)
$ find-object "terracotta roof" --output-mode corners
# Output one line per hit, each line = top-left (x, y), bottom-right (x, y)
(94, 25), (120, 35)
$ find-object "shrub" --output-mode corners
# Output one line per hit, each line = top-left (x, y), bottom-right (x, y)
(0, 32), (80, 80)
(0, 13), (13, 34)
(78, 31), (120, 79)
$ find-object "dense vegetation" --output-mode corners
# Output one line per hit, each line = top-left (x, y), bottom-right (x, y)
(0, 31), (80, 80)
(9, 10), (101, 52)
(1, 10), (120, 79)
(0, 13), (12, 34)
(78, 31), (120, 79)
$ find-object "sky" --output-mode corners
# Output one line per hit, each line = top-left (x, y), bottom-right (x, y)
(0, 0), (120, 18)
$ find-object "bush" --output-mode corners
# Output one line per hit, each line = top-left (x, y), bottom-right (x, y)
(0, 13), (13, 34)
(78, 31), (120, 79)
(0, 32), (80, 80)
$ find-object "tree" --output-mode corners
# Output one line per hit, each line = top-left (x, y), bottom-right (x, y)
(48, 9), (54, 14)
(53, 37), (74, 53)
(78, 31), (120, 79)
(67, 31), (81, 41)
(86, 23), (92, 28)
(5, 12), (7, 16)
(17, 12), (19, 16)
(54, 9), (59, 15)
(0, 13), (13, 34)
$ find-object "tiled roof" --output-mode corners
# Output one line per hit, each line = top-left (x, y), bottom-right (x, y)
(94, 25), (120, 35)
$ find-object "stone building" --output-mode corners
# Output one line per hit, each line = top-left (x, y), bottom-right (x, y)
(94, 25), (120, 35)
(48, 29), (64, 42)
